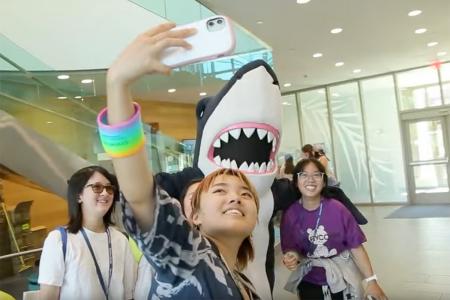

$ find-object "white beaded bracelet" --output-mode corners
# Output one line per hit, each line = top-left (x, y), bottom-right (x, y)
(364, 274), (378, 283)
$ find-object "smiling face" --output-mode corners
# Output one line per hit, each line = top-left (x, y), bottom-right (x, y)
(79, 171), (115, 220)
(192, 171), (258, 240)
(295, 161), (326, 201)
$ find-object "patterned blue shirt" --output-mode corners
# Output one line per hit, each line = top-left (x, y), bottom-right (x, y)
(121, 186), (260, 300)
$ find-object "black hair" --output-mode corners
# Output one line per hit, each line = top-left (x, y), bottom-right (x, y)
(292, 159), (328, 198)
(179, 178), (203, 216)
(284, 155), (295, 174)
(66, 166), (118, 233)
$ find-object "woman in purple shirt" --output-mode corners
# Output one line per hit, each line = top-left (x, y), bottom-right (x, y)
(280, 159), (387, 300)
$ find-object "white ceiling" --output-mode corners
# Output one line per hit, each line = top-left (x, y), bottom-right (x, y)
(1, 0), (449, 103)
(199, 0), (450, 93)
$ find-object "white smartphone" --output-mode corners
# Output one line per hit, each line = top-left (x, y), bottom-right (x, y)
(161, 16), (236, 68)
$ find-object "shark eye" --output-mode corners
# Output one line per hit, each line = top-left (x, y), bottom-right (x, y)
(196, 98), (209, 119)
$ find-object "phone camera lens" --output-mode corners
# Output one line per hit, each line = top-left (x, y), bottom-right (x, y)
(217, 19), (223, 24)
(208, 21), (215, 27)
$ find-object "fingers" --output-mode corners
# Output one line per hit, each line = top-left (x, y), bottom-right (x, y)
(154, 38), (192, 53)
(143, 23), (176, 37)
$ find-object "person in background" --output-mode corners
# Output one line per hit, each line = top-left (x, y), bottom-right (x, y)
(99, 23), (261, 299)
(301, 144), (315, 160)
(279, 154), (295, 181)
(38, 166), (136, 300)
(179, 178), (202, 219)
(280, 159), (387, 300)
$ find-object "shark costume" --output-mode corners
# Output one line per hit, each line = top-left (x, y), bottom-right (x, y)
(156, 60), (367, 300)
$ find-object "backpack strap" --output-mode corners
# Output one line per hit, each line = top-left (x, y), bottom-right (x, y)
(57, 226), (68, 261)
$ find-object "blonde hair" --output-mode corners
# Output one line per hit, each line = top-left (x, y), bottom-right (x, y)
(190, 168), (259, 271)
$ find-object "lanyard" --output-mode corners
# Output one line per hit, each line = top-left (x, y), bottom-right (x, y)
(303, 200), (323, 256)
(80, 227), (113, 300)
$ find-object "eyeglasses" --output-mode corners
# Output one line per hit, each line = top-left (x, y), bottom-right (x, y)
(85, 183), (116, 195)
(297, 172), (324, 182)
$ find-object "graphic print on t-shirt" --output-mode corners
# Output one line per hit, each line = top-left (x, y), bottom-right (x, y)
(306, 225), (337, 258)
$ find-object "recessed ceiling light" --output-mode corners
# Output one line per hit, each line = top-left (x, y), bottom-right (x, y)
(74, 96), (82, 99)
(312, 53), (323, 58)
(282, 101), (293, 106)
(46, 121), (53, 124)
(199, 92), (207, 96)
(296, 0), (311, 4)
(408, 10), (422, 17)
(168, 88), (176, 93)
(415, 28), (427, 34)
(437, 51), (447, 57)
(57, 74), (70, 80)
(353, 69), (362, 73)
(81, 79), (93, 84)
(427, 42), (438, 47)
(283, 83), (292, 87)
(335, 62), (344, 67)
(330, 28), (343, 34)
(57, 96), (67, 100)
(256, 21), (263, 25)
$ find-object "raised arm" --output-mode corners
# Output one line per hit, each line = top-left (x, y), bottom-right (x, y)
(103, 23), (194, 229)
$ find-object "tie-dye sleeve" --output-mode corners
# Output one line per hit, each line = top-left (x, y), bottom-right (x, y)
(121, 186), (210, 281)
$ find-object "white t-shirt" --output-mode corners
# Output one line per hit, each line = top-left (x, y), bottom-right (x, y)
(38, 226), (136, 300)
(134, 257), (153, 300)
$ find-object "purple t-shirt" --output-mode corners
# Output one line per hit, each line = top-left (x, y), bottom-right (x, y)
(280, 198), (366, 285)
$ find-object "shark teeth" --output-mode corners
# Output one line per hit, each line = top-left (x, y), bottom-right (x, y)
(211, 157), (276, 174)
(212, 127), (277, 151)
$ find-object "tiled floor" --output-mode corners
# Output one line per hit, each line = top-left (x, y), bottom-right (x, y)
(273, 205), (450, 300)
(1, 206), (449, 299)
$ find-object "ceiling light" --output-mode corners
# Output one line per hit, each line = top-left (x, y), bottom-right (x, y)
(168, 88), (176, 93)
(353, 69), (362, 73)
(199, 92), (207, 96)
(282, 101), (293, 106)
(57, 74), (70, 80)
(81, 79), (93, 84)
(296, 0), (311, 4)
(335, 62), (344, 67)
(57, 96), (67, 100)
(74, 96), (82, 99)
(427, 42), (438, 47)
(46, 121), (53, 124)
(330, 28), (343, 34)
(414, 28), (427, 34)
(312, 53), (323, 58)
(283, 83), (292, 87)
(408, 10), (422, 17)
(256, 21), (263, 25)
(437, 51), (447, 57)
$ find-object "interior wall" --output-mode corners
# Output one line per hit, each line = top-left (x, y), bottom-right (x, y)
(2, 179), (67, 232)
(137, 100), (197, 141)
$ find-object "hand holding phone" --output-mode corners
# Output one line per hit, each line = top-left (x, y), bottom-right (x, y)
(161, 16), (236, 68)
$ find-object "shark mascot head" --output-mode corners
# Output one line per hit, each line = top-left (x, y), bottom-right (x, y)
(193, 59), (281, 195)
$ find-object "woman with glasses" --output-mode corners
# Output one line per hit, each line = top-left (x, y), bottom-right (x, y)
(280, 159), (387, 300)
(38, 166), (136, 300)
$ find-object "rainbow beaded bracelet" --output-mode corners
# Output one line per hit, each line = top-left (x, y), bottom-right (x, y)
(97, 102), (146, 158)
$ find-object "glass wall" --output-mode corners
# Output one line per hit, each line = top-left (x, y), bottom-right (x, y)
(279, 94), (302, 161)
(441, 62), (450, 105)
(297, 88), (334, 171)
(396, 66), (442, 110)
(329, 83), (371, 203)
(360, 76), (407, 203)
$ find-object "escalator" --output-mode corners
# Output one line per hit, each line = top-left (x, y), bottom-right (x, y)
(0, 109), (89, 198)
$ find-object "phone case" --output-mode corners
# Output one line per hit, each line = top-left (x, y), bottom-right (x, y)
(161, 16), (236, 68)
